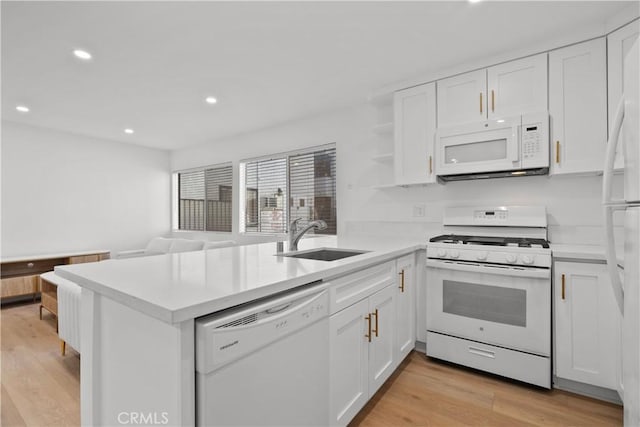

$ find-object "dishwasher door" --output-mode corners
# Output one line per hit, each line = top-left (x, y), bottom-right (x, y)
(195, 285), (330, 426)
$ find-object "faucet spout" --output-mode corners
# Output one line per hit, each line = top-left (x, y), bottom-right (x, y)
(288, 219), (327, 251)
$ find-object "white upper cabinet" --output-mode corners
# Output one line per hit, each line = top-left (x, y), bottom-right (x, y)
(487, 53), (548, 119)
(393, 83), (437, 185)
(608, 19), (640, 170)
(437, 54), (547, 127)
(549, 38), (607, 175)
(437, 69), (486, 126)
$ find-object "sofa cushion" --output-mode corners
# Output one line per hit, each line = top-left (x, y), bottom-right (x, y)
(169, 238), (205, 253)
(203, 240), (236, 250)
(145, 237), (173, 253)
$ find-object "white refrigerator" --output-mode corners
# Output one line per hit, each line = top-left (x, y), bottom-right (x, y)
(603, 38), (640, 426)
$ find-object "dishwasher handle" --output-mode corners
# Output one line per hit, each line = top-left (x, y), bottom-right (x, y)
(196, 287), (329, 374)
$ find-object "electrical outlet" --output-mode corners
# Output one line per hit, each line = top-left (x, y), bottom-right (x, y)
(413, 204), (426, 217)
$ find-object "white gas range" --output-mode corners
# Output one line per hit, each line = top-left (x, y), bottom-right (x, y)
(426, 206), (552, 388)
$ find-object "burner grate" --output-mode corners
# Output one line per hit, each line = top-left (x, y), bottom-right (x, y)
(429, 234), (549, 249)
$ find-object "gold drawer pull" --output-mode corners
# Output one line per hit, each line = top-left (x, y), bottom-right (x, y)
(556, 141), (560, 164)
(429, 156), (433, 175)
(480, 92), (483, 114)
(365, 314), (372, 342)
(399, 270), (405, 292)
(491, 89), (495, 112)
(561, 274), (566, 300)
(371, 309), (379, 337)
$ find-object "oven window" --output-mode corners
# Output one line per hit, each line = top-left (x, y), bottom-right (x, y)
(442, 280), (526, 327)
(444, 139), (507, 164)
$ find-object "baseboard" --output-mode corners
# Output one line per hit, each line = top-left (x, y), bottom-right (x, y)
(553, 376), (622, 405)
(414, 340), (426, 353)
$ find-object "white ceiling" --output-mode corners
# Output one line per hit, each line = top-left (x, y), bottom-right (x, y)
(1, 1), (634, 151)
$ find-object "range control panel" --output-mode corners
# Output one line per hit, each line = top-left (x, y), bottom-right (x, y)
(473, 209), (508, 221)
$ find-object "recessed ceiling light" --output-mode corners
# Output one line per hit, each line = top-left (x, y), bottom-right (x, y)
(73, 49), (92, 60)
(205, 96), (218, 105)
(16, 105), (30, 113)
(469, 0), (482, 3)
(124, 128), (134, 134)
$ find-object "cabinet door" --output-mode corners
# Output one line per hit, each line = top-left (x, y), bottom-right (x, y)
(437, 69), (486, 126)
(487, 53), (548, 119)
(368, 285), (396, 396)
(549, 38), (607, 175)
(393, 83), (437, 185)
(554, 262), (620, 389)
(329, 298), (369, 426)
(0, 275), (39, 298)
(608, 19), (640, 170)
(395, 254), (416, 366)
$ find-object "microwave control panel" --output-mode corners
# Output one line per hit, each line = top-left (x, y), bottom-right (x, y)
(520, 112), (549, 169)
(522, 125), (542, 159)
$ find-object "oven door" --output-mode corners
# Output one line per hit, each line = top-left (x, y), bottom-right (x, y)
(436, 118), (521, 176)
(426, 259), (550, 356)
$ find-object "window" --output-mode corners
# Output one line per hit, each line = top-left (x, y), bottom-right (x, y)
(177, 164), (233, 232)
(240, 145), (336, 235)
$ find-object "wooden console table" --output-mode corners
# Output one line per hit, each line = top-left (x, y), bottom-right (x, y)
(0, 250), (110, 304)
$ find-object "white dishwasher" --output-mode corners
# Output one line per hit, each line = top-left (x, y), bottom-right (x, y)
(195, 284), (330, 426)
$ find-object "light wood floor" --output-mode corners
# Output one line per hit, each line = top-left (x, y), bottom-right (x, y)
(351, 352), (623, 427)
(1, 302), (623, 427)
(1, 301), (80, 426)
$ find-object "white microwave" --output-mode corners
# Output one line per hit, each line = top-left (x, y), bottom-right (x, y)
(435, 112), (549, 181)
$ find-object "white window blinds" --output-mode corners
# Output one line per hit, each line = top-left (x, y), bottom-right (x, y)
(178, 164), (232, 232)
(241, 145), (336, 235)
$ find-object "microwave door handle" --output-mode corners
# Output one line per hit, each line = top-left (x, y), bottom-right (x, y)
(510, 125), (519, 162)
(603, 98), (625, 206)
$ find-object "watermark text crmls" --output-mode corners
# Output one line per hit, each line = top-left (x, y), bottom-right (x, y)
(117, 411), (169, 425)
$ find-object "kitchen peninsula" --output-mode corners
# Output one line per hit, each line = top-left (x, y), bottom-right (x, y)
(55, 237), (423, 426)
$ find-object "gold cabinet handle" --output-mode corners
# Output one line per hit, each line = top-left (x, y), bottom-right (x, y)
(561, 274), (566, 300)
(365, 313), (372, 342)
(480, 92), (483, 114)
(371, 309), (379, 337)
(429, 156), (433, 175)
(491, 89), (495, 112)
(555, 141), (560, 164)
(399, 270), (405, 292)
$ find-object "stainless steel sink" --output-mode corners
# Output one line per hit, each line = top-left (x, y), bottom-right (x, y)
(279, 248), (368, 261)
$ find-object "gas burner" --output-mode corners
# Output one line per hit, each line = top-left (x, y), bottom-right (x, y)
(429, 234), (550, 249)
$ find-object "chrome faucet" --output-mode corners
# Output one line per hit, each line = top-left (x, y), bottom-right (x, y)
(289, 218), (327, 251)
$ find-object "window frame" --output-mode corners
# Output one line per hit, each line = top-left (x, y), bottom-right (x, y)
(238, 143), (336, 236)
(172, 162), (234, 233)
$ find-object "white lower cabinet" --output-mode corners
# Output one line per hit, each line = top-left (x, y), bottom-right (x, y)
(554, 261), (621, 390)
(329, 274), (397, 426)
(395, 253), (416, 365)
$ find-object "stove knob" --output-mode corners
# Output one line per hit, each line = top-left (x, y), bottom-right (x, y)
(522, 255), (534, 265)
(476, 251), (488, 261)
(506, 254), (517, 263)
(437, 249), (447, 258)
(450, 250), (460, 259)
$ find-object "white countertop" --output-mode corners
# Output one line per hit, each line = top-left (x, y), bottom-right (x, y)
(1, 249), (111, 264)
(550, 243), (624, 267)
(550, 244), (607, 261)
(55, 236), (422, 324)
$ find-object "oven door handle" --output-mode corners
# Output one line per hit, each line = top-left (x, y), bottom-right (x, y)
(426, 259), (550, 279)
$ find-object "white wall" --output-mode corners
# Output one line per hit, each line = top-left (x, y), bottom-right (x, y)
(1, 121), (171, 257)
(171, 103), (621, 247)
